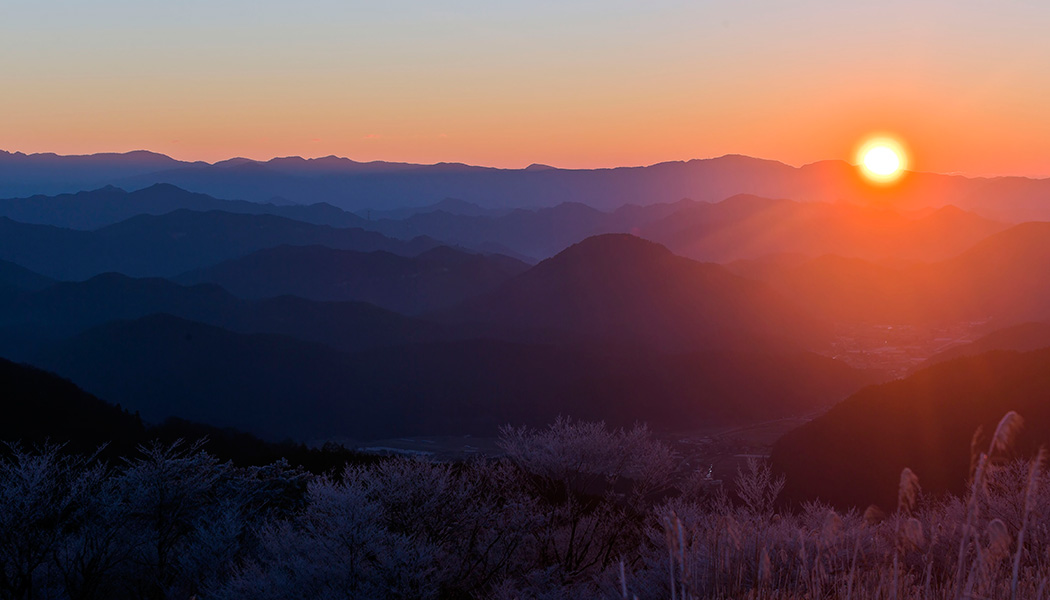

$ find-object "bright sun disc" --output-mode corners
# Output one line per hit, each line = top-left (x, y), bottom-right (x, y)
(863, 146), (899, 175)
(856, 137), (907, 183)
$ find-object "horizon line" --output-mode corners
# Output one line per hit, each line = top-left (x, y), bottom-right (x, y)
(0, 147), (1042, 181)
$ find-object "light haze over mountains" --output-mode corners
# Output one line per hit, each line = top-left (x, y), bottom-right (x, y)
(6, 148), (1050, 509)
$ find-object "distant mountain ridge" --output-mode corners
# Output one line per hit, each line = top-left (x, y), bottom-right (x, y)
(5, 149), (1050, 221)
(0, 209), (437, 280)
(1, 183), (1010, 271)
(176, 244), (529, 314)
(0, 272), (454, 360)
(0, 183), (368, 230)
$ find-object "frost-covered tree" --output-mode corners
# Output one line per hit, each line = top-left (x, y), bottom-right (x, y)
(0, 443), (106, 600)
(498, 418), (679, 587)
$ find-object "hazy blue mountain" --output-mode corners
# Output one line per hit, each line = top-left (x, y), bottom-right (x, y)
(0, 149), (194, 197)
(116, 153), (1050, 219)
(357, 197), (513, 220)
(0, 259), (54, 291)
(9, 150), (1050, 220)
(0, 209), (436, 280)
(773, 348), (1050, 509)
(0, 183), (369, 230)
(441, 234), (830, 352)
(0, 273), (452, 361)
(32, 314), (874, 441)
(354, 195), (1004, 263)
(368, 202), (614, 261)
(176, 245), (529, 314)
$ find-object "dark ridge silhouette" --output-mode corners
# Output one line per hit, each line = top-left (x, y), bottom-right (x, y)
(772, 348), (1050, 509)
(0, 272), (453, 360)
(32, 315), (378, 440)
(0, 259), (54, 291)
(443, 234), (830, 352)
(31, 314), (874, 441)
(0, 183), (369, 230)
(0, 357), (380, 470)
(916, 322), (1050, 371)
(0, 209), (437, 280)
(175, 244), (529, 313)
(0, 357), (146, 455)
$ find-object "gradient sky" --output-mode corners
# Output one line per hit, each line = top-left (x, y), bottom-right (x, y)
(4, 0), (1050, 176)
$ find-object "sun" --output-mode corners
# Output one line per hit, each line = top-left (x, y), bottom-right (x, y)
(856, 136), (908, 184)
(864, 146), (899, 175)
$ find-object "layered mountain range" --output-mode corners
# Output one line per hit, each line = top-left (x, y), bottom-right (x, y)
(5, 149), (1050, 220)
(5, 149), (1050, 507)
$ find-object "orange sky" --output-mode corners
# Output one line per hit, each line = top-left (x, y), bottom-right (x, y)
(4, 1), (1050, 176)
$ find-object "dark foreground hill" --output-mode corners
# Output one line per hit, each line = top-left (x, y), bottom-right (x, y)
(32, 314), (875, 441)
(772, 348), (1050, 509)
(0, 357), (145, 455)
(0, 357), (379, 470)
(176, 245), (529, 313)
(444, 234), (829, 352)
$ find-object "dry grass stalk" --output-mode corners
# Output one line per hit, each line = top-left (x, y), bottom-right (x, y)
(989, 411), (1024, 458)
(899, 468), (921, 516)
(1012, 447), (1046, 600)
(865, 505), (886, 526)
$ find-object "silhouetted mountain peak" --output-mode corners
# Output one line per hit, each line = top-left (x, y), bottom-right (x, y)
(212, 157), (255, 168)
(543, 234), (673, 270)
(0, 259), (54, 291)
(953, 222), (1050, 263)
(447, 233), (824, 351)
(135, 182), (189, 194)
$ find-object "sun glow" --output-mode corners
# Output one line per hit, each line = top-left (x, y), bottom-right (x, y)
(856, 137), (908, 184)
